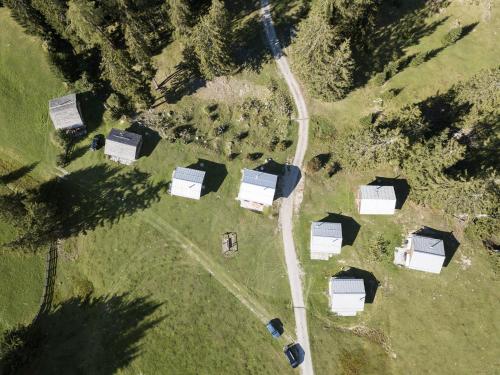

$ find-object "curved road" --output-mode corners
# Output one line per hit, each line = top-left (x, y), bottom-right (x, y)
(260, 2), (313, 374)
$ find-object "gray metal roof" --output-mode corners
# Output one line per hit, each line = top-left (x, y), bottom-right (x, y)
(106, 128), (142, 147)
(173, 167), (205, 184)
(331, 278), (365, 294)
(311, 222), (342, 238)
(48, 93), (83, 129)
(242, 169), (277, 188)
(412, 235), (445, 256)
(359, 185), (396, 200)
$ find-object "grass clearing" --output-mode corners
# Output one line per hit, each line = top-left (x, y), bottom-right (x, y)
(0, 9), (65, 179)
(293, 2), (500, 374)
(0, 8), (296, 374)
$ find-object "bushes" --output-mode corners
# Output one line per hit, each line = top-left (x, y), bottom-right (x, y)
(306, 156), (322, 173)
(368, 234), (392, 263)
(359, 113), (374, 126)
(306, 154), (330, 173)
(373, 72), (387, 86)
(410, 51), (429, 67)
(380, 89), (396, 102)
(441, 26), (463, 46)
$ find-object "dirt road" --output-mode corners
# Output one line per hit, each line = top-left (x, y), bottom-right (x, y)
(260, 2), (314, 374)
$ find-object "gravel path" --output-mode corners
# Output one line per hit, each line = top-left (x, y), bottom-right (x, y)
(260, 2), (314, 374)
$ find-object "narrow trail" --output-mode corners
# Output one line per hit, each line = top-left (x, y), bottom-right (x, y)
(260, 1), (314, 374)
(141, 213), (294, 343)
(50, 170), (293, 341)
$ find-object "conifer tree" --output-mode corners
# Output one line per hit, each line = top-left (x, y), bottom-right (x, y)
(167, 0), (191, 38)
(292, 6), (354, 101)
(4, 0), (49, 36)
(191, 0), (233, 80)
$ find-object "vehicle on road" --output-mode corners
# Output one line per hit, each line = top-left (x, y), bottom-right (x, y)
(90, 134), (104, 151)
(283, 343), (300, 368)
(266, 320), (281, 338)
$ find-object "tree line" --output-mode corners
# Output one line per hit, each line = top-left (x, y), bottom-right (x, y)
(331, 67), (499, 245)
(2, 0), (238, 111)
(291, 0), (380, 101)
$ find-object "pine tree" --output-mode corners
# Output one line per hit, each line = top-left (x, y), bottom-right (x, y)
(4, 0), (49, 36)
(292, 7), (354, 101)
(191, 0), (233, 80)
(167, 0), (192, 39)
(31, 0), (69, 38)
(67, 0), (105, 47)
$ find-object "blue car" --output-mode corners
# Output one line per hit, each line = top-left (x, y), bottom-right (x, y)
(266, 321), (281, 338)
(283, 344), (300, 368)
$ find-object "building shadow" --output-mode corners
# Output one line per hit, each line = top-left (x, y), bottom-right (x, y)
(29, 165), (169, 244)
(334, 267), (379, 304)
(320, 213), (360, 247)
(414, 226), (460, 267)
(254, 159), (301, 199)
(32, 294), (164, 374)
(126, 123), (161, 158)
(78, 91), (105, 134)
(368, 177), (410, 209)
(186, 159), (228, 196)
(0, 162), (38, 185)
(269, 318), (284, 335)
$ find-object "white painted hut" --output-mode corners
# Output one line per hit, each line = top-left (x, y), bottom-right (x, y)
(237, 169), (277, 211)
(104, 128), (142, 165)
(48, 93), (85, 131)
(310, 222), (342, 260)
(356, 185), (396, 215)
(394, 234), (445, 274)
(170, 167), (206, 200)
(329, 278), (365, 316)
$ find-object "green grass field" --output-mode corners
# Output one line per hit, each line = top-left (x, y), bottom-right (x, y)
(1, 1), (499, 374)
(295, 2), (500, 374)
(0, 8), (296, 374)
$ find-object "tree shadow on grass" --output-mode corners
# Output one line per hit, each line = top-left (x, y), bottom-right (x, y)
(334, 267), (379, 304)
(459, 22), (479, 41)
(36, 165), (168, 241)
(368, 177), (410, 210)
(354, 0), (449, 85)
(320, 213), (360, 247)
(31, 294), (164, 375)
(0, 162), (38, 185)
(156, 48), (206, 105)
(186, 159), (228, 196)
(414, 226), (460, 267)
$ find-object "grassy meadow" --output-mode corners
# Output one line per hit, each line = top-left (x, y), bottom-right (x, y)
(0, 8), (296, 374)
(1, 0), (499, 374)
(294, 1), (500, 374)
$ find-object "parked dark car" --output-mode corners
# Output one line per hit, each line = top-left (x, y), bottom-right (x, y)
(266, 320), (281, 338)
(283, 344), (300, 368)
(90, 134), (104, 151)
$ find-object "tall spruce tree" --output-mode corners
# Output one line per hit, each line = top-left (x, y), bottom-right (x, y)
(292, 6), (354, 101)
(191, 0), (233, 80)
(167, 0), (192, 38)
(4, 0), (49, 36)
